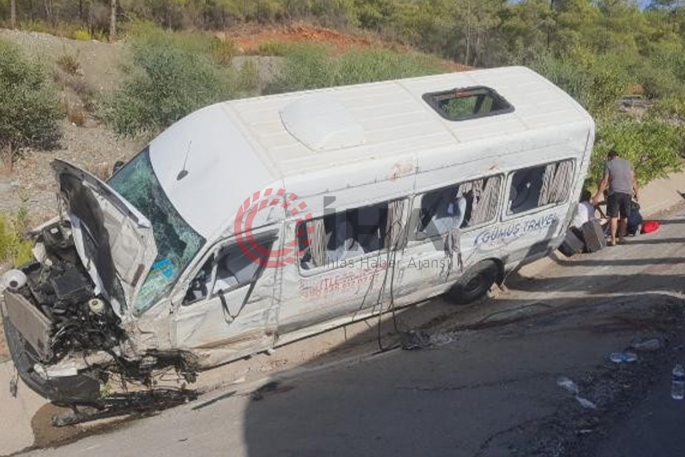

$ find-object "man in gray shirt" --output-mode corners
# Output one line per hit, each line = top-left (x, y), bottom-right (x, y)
(593, 150), (639, 246)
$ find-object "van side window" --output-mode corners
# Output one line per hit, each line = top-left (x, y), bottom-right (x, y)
(183, 255), (214, 305)
(183, 241), (273, 305)
(213, 244), (267, 294)
(298, 200), (405, 270)
(417, 175), (502, 238)
(508, 160), (574, 215)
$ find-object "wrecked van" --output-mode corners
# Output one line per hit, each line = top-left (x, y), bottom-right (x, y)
(1, 67), (595, 403)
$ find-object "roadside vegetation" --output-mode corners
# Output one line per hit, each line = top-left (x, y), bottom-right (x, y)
(0, 39), (62, 170)
(1, 0), (685, 189)
(100, 23), (446, 135)
(0, 210), (33, 268)
(100, 23), (260, 135)
(266, 43), (445, 93)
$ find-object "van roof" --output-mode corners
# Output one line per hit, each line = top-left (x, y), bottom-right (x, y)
(148, 66), (594, 239)
(225, 65), (593, 178)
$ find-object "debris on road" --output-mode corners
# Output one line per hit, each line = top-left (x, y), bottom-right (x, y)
(400, 330), (459, 351)
(557, 376), (597, 409)
(51, 388), (197, 427)
(630, 338), (662, 352)
(575, 395), (598, 409)
(609, 352), (638, 363)
(609, 352), (638, 364)
(400, 331), (432, 350)
(671, 364), (684, 400)
(557, 376), (580, 395)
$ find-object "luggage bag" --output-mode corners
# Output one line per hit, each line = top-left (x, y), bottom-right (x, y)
(582, 219), (606, 253)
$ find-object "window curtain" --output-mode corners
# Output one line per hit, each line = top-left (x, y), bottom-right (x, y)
(471, 176), (501, 225)
(385, 199), (405, 250)
(538, 161), (574, 207)
(443, 228), (463, 272)
(307, 218), (327, 268)
(549, 160), (574, 203)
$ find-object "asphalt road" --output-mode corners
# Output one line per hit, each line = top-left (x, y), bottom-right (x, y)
(22, 209), (685, 457)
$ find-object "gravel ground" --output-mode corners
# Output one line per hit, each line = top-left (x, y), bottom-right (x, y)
(0, 120), (144, 224)
(0, 28), (126, 93)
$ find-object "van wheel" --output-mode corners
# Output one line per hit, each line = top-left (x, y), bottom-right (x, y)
(447, 261), (499, 305)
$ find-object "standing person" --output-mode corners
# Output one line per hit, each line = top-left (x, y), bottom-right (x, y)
(593, 150), (639, 246)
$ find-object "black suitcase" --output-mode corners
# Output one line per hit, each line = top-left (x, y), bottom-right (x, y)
(582, 219), (606, 253)
(559, 229), (584, 257)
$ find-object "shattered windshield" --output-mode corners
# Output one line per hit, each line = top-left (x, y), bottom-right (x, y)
(109, 147), (205, 315)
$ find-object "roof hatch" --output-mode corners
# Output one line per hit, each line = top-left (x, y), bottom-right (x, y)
(423, 86), (514, 121)
(280, 95), (366, 152)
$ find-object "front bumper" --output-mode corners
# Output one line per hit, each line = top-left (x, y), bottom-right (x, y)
(1, 292), (101, 404)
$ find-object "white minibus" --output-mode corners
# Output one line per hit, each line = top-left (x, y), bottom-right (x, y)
(1, 66), (594, 402)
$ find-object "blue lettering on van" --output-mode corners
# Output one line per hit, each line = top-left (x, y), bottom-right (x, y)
(474, 213), (559, 247)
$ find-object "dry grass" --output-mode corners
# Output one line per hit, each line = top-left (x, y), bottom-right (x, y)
(64, 98), (86, 127)
(56, 50), (81, 75)
(86, 162), (115, 181)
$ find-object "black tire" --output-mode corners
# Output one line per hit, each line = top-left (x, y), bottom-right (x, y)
(447, 260), (499, 305)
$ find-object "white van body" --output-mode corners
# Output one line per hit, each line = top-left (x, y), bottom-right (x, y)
(2, 66), (594, 402)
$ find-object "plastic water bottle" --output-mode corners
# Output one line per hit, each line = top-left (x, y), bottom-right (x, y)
(672, 364), (685, 400)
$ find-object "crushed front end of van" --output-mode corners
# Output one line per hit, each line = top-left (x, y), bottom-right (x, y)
(0, 160), (199, 405)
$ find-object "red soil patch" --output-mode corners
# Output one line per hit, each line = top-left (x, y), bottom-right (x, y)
(228, 24), (377, 54)
(225, 24), (471, 71)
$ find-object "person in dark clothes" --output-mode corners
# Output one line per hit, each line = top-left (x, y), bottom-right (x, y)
(593, 150), (639, 246)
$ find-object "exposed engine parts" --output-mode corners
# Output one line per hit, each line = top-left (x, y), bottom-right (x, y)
(1, 220), (198, 411)
(14, 222), (124, 362)
(0, 269), (27, 291)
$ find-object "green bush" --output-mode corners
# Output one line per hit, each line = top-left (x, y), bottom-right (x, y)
(267, 44), (445, 94)
(590, 118), (685, 187)
(124, 21), (236, 66)
(267, 44), (335, 93)
(334, 47), (445, 86)
(635, 48), (685, 100)
(0, 212), (33, 268)
(530, 51), (627, 119)
(0, 39), (62, 168)
(529, 52), (593, 108)
(101, 27), (256, 136)
(650, 97), (685, 124)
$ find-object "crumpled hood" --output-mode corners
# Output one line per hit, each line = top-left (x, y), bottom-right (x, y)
(52, 160), (158, 316)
